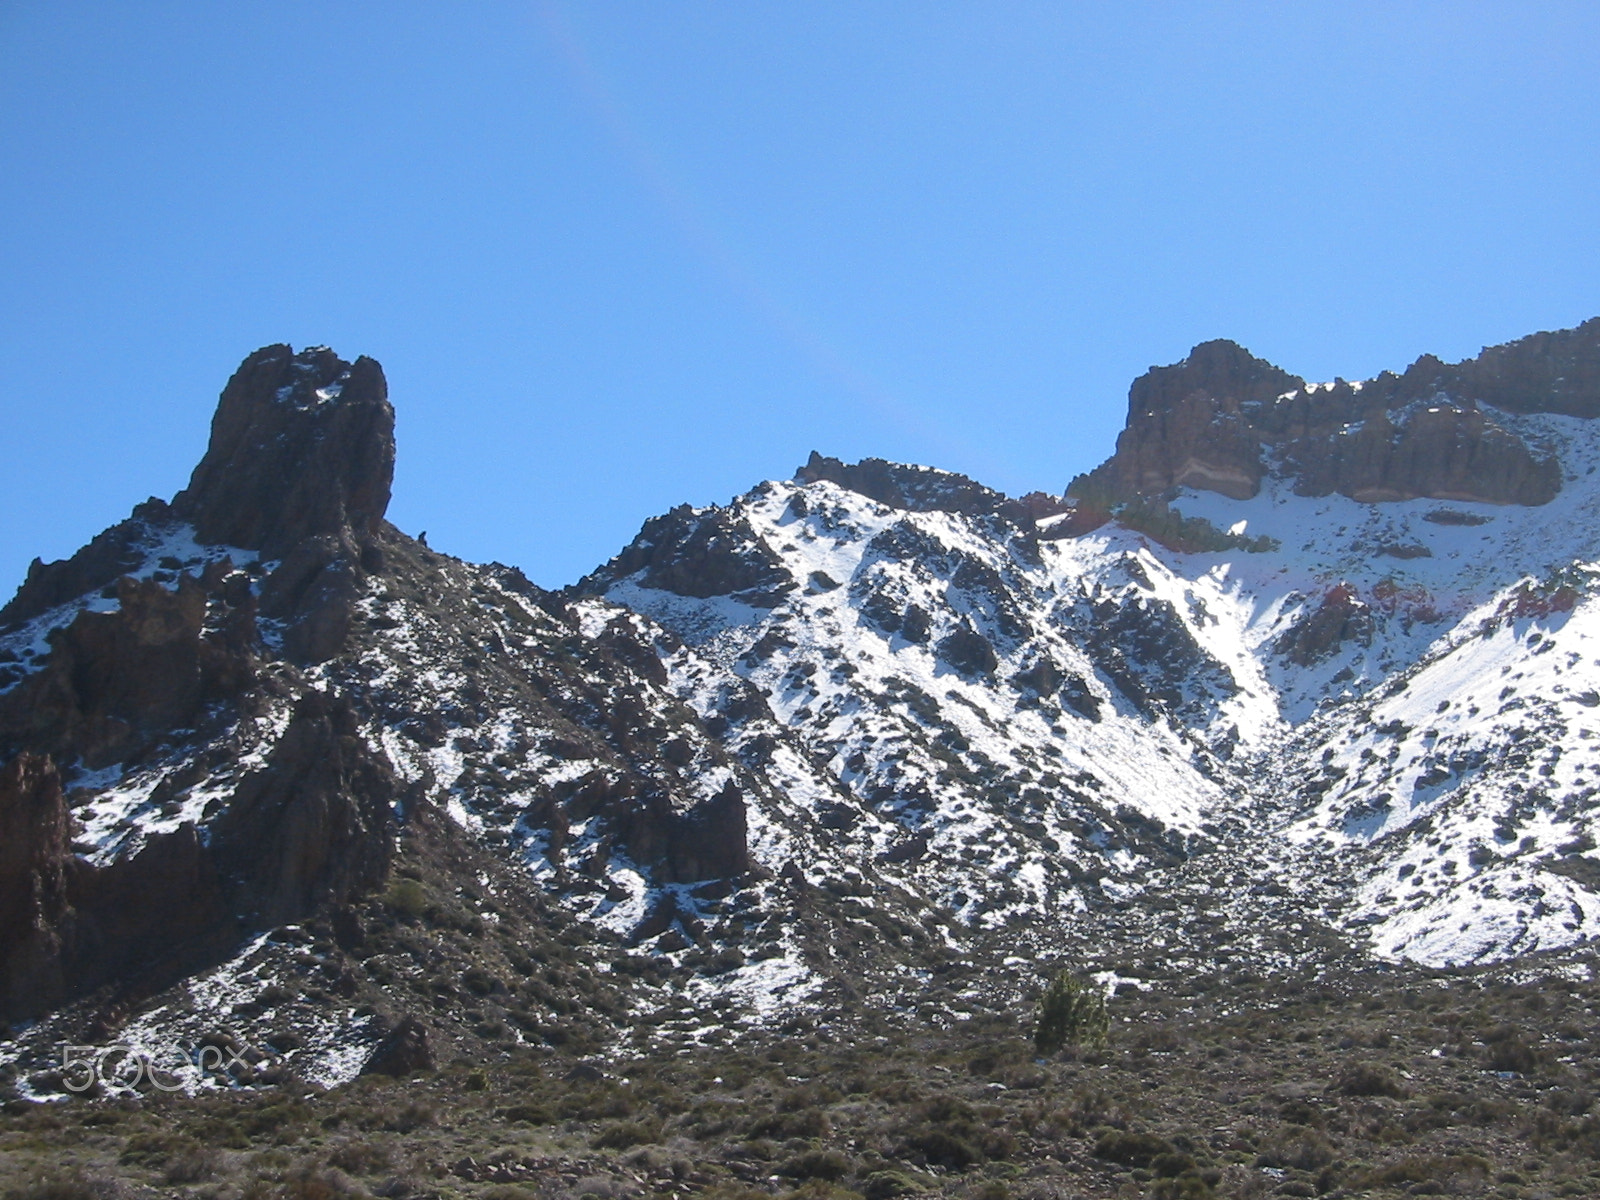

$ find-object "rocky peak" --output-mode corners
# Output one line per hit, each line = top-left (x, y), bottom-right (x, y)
(172, 344), (395, 558)
(1407, 316), (1600, 418)
(794, 452), (1010, 517)
(1074, 340), (1300, 503)
(1072, 322), (1590, 510)
(1125, 339), (1305, 424)
(2, 343), (394, 637)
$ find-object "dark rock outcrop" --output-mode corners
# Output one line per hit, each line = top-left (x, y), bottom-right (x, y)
(797, 452), (1071, 527)
(0, 345), (409, 1023)
(579, 504), (796, 605)
(0, 570), (257, 769)
(1276, 584), (1374, 666)
(2, 346), (393, 635)
(0, 754), (236, 1024)
(1079, 339), (1301, 502)
(1285, 402), (1560, 506)
(172, 344), (395, 557)
(0, 690), (398, 1023)
(257, 532), (371, 665)
(1081, 593), (1237, 723)
(536, 771), (751, 886)
(0, 507), (165, 630)
(0, 754), (70, 1021)
(208, 691), (398, 930)
(361, 1015), (434, 1077)
(938, 621), (998, 678)
(60, 823), (235, 1017)
(1414, 316), (1600, 418)
(1072, 321), (1594, 510)
(796, 452), (1010, 516)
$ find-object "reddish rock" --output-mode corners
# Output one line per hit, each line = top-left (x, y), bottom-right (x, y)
(1276, 584), (1373, 666)
(1073, 340), (1301, 503)
(0, 755), (70, 1020)
(1499, 581), (1580, 622)
(1072, 323), (1592, 510)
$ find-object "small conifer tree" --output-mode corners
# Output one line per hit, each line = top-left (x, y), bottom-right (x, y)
(1034, 968), (1109, 1054)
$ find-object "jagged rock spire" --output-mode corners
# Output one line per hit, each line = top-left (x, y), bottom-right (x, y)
(172, 344), (395, 557)
(1, 345), (395, 629)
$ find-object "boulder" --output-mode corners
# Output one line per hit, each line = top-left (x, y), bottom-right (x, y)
(361, 1015), (434, 1077)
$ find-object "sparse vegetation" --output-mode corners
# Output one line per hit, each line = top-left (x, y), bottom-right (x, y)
(8, 961), (1600, 1197)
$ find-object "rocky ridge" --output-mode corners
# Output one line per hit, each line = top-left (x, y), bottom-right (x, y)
(5, 322), (1600, 1099)
(1069, 321), (1600, 510)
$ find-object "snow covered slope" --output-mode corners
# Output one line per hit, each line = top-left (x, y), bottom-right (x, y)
(585, 332), (1600, 970)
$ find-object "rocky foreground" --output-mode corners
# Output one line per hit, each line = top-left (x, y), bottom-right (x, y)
(5, 956), (1600, 1200)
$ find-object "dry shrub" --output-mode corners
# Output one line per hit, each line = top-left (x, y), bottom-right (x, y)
(1091, 1129), (1175, 1168)
(1336, 1062), (1409, 1098)
(2, 1172), (118, 1200)
(1254, 1125), (1336, 1171)
(325, 1139), (395, 1175)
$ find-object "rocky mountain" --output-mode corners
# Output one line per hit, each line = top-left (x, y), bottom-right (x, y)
(5, 320), (1600, 1101)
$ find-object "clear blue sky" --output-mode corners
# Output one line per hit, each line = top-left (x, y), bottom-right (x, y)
(3, 3), (1598, 588)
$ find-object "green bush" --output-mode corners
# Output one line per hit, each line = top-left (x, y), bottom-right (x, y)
(383, 877), (428, 920)
(593, 1120), (660, 1149)
(1336, 1062), (1409, 1098)
(1091, 1129), (1174, 1168)
(1485, 1026), (1540, 1073)
(1034, 969), (1109, 1054)
(779, 1148), (853, 1181)
(904, 1126), (979, 1168)
(861, 1170), (927, 1200)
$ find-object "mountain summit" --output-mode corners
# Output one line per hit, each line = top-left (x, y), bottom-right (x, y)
(1070, 321), (1600, 509)
(173, 343), (395, 556)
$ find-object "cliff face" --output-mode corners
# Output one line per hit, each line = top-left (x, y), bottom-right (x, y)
(172, 344), (395, 556)
(1072, 321), (1600, 508)
(0, 347), (404, 1022)
(0, 345), (766, 1029)
(1088, 339), (1303, 502)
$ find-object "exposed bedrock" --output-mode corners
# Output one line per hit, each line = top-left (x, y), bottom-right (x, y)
(1071, 321), (1595, 508)
(172, 343), (395, 557)
(0, 693), (401, 1024)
